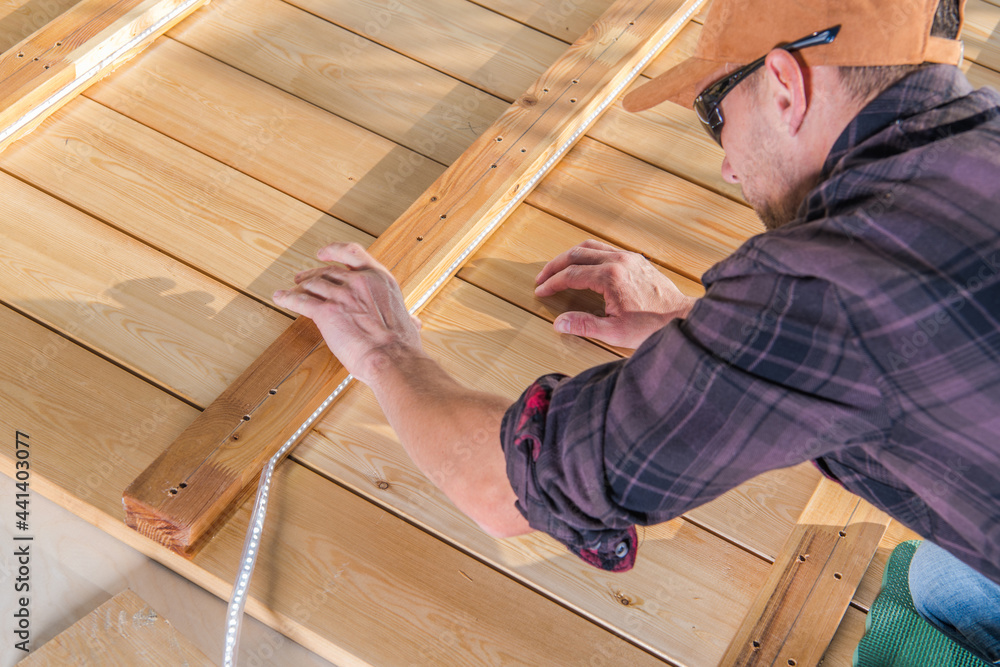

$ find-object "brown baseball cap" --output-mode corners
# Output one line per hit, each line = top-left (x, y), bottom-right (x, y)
(622, 0), (966, 112)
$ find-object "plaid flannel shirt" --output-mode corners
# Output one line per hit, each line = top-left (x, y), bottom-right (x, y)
(501, 65), (1000, 582)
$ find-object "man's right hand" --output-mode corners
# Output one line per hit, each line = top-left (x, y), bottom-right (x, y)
(535, 239), (698, 349)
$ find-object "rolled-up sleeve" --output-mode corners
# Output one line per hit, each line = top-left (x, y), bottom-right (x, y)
(500, 262), (886, 572)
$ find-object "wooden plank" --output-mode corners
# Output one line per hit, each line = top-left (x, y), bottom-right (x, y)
(852, 521), (922, 611)
(964, 0), (1000, 74)
(292, 278), (796, 663)
(460, 203), (703, 357)
(527, 136), (763, 281)
(0, 0), (78, 53)
(85, 36), (444, 238)
(721, 478), (891, 667)
(472, 0), (614, 42)
(0, 0), (208, 153)
(821, 606), (867, 666)
(122, 0), (706, 556)
(0, 96), (375, 302)
(167, 0), (509, 165)
(20, 589), (214, 666)
(0, 170), (290, 407)
(0, 306), (669, 667)
(285, 0), (567, 101)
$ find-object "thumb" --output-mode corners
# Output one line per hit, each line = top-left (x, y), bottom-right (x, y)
(553, 312), (614, 341)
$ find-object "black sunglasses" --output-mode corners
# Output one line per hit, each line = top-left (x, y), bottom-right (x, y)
(693, 25), (841, 146)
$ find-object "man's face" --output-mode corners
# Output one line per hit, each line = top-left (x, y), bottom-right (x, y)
(715, 80), (811, 231)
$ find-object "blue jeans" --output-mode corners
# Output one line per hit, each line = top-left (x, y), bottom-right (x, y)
(908, 540), (1000, 664)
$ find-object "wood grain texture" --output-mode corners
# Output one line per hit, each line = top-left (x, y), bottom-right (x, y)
(0, 306), (669, 667)
(167, 0), (508, 165)
(122, 0), (705, 556)
(85, 36), (443, 237)
(0, 170), (290, 407)
(293, 278), (810, 664)
(473, 0), (613, 42)
(0, 0), (78, 53)
(0, 0), (208, 153)
(0, 96), (375, 302)
(286, 0), (567, 102)
(820, 606), (867, 667)
(964, 0), (1000, 73)
(527, 136), (763, 281)
(19, 589), (214, 666)
(722, 478), (891, 667)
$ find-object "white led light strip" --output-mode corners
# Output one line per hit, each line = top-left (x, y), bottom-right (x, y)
(0, 0), (203, 145)
(221, 1), (704, 663)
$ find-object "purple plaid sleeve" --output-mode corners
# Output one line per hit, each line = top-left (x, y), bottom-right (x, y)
(500, 65), (1000, 582)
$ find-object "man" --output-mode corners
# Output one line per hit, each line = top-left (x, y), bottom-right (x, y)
(274, 0), (1000, 660)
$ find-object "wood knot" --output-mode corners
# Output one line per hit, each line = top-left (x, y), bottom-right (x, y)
(520, 95), (537, 107)
(377, 480), (390, 490)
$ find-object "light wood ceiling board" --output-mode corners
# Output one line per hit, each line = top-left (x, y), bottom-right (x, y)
(292, 279), (787, 663)
(722, 478), (890, 666)
(0, 307), (668, 667)
(965, 57), (1000, 87)
(459, 203), (702, 358)
(0, 0), (208, 153)
(0, 171), (291, 407)
(123, 0), (704, 556)
(470, 0), (614, 43)
(0, 0), (78, 53)
(167, 0), (508, 165)
(963, 0), (1000, 73)
(85, 37), (443, 238)
(0, 96), (375, 303)
(286, 0), (567, 102)
(527, 136), (763, 282)
(20, 589), (215, 666)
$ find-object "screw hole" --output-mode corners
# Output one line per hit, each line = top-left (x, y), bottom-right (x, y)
(242, 414), (251, 421)
(56, 41), (62, 46)
(268, 388), (277, 395)
(569, 98), (577, 103)
(520, 148), (526, 153)
(43, 64), (49, 69)
(178, 483), (187, 489)
(839, 530), (847, 537)
(33, 57), (38, 61)
(752, 640), (761, 649)
(439, 214), (447, 220)
(542, 87), (549, 93)
(788, 660), (797, 666)
(490, 164), (496, 168)
(16, 52), (23, 58)
(797, 554), (806, 562)
(628, 21), (635, 26)
(169, 488), (178, 495)
(416, 236), (423, 241)
(834, 572), (843, 580)
(495, 136), (502, 142)
(571, 79), (579, 84)
(429, 195), (437, 201)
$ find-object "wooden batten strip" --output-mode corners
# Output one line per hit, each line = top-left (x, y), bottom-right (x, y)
(0, 0), (208, 153)
(721, 478), (891, 666)
(123, 0), (706, 556)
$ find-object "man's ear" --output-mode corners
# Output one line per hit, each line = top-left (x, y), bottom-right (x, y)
(762, 49), (809, 136)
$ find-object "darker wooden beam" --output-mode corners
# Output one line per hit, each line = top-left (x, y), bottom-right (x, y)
(122, 0), (706, 556)
(722, 478), (891, 666)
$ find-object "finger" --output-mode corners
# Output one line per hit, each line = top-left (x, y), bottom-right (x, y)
(535, 241), (617, 286)
(535, 263), (613, 298)
(272, 288), (327, 319)
(316, 242), (386, 272)
(552, 311), (618, 342)
(294, 265), (347, 285)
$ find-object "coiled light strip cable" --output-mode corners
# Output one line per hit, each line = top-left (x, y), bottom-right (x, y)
(221, 1), (704, 663)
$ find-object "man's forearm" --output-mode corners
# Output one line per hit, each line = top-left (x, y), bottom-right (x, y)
(366, 343), (532, 538)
